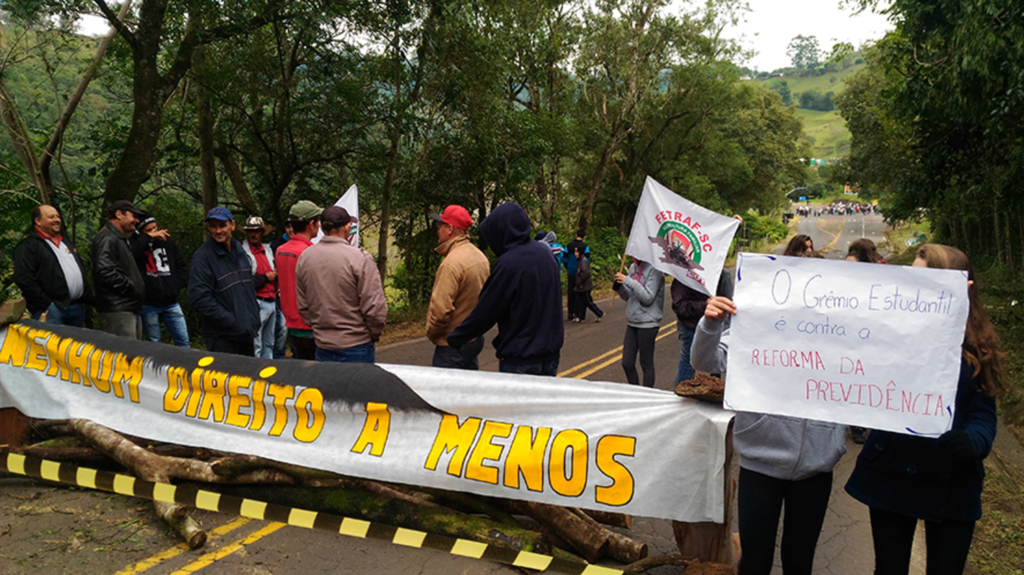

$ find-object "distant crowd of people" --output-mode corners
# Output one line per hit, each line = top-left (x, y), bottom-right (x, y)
(12, 200), (1000, 575)
(794, 201), (880, 218)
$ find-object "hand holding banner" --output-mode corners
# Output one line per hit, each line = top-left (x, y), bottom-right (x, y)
(724, 254), (970, 435)
(625, 177), (740, 296)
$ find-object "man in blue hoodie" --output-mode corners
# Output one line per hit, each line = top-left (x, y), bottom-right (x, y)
(447, 203), (564, 375)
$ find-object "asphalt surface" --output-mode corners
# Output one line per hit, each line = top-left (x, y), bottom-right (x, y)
(0, 212), (925, 575)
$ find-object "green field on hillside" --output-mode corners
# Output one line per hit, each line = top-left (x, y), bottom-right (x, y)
(796, 109), (849, 158)
(753, 63), (865, 97)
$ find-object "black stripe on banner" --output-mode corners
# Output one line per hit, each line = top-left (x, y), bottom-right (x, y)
(481, 545), (520, 565)
(263, 503), (292, 524)
(366, 523), (397, 542)
(174, 484), (200, 507)
(22, 455), (43, 479)
(420, 533), (453, 552)
(548, 557), (589, 575)
(313, 513), (343, 533)
(94, 470), (117, 493)
(57, 462), (78, 485)
(134, 479), (155, 502)
(0, 452), (8, 471)
(218, 495), (244, 517)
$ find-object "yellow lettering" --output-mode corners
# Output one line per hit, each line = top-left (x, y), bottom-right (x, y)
(266, 383), (294, 436)
(87, 347), (105, 389)
(46, 336), (75, 381)
(67, 342), (94, 385)
(0, 324), (30, 366)
(351, 402), (391, 455)
(465, 420), (512, 485)
(96, 349), (116, 391)
(164, 367), (189, 413)
(293, 388), (325, 443)
(504, 426), (551, 492)
(24, 329), (48, 372)
(185, 368), (204, 417)
(595, 435), (636, 506)
(198, 371), (228, 422)
(549, 429), (588, 497)
(424, 415), (481, 476)
(110, 354), (145, 402)
(249, 379), (267, 431)
(225, 376), (253, 428)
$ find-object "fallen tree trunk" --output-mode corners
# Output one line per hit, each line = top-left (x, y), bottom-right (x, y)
(577, 508), (632, 530)
(570, 506), (647, 563)
(504, 500), (610, 563)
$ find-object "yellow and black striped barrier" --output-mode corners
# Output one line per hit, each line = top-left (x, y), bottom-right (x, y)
(1, 452), (623, 574)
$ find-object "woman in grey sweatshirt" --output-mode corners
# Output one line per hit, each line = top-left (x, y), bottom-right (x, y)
(613, 258), (665, 387)
(691, 296), (847, 575)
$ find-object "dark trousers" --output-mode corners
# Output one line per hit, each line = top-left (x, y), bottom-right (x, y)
(432, 336), (484, 370)
(622, 326), (658, 387)
(868, 507), (975, 575)
(205, 334), (255, 357)
(316, 342), (375, 364)
(290, 334), (316, 360)
(572, 291), (604, 320)
(499, 358), (558, 376)
(737, 467), (833, 575)
(566, 275), (577, 319)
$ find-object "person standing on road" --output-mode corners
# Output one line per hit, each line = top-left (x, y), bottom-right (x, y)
(276, 201), (322, 360)
(784, 234), (814, 257)
(845, 244), (1000, 575)
(671, 268), (733, 383)
(296, 206), (387, 363)
(614, 258), (664, 387)
(131, 213), (190, 347)
(535, 231), (565, 269)
(13, 204), (93, 327)
(571, 246), (604, 323)
(91, 200), (147, 338)
(692, 295), (847, 575)
(426, 205), (490, 369)
(270, 220), (292, 360)
(187, 207), (260, 356)
(564, 229), (589, 321)
(241, 216), (279, 359)
(447, 202), (564, 375)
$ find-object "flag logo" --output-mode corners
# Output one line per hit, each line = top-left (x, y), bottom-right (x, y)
(649, 220), (704, 270)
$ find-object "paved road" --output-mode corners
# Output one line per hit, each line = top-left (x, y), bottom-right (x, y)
(775, 211), (888, 258)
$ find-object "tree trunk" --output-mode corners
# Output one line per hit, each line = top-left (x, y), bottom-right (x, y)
(214, 144), (258, 215)
(504, 500), (610, 563)
(578, 140), (617, 230)
(194, 44), (218, 214)
(378, 122), (399, 280)
(0, 77), (51, 202)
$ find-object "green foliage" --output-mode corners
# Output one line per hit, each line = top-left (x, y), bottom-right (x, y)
(742, 212), (788, 243)
(769, 80), (792, 105)
(797, 89), (835, 111)
(787, 35), (820, 69)
(580, 227), (627, 284)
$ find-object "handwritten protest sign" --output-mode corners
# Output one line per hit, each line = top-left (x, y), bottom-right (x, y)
(724, 253), (970, 435)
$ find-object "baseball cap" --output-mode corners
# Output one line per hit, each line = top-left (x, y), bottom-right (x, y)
(429, 205), (473, 231)
(205, 206), (234, 222)
(110, 199), (144, 216)
(321, 206), (353, 233)
(288, 200), (323, 221)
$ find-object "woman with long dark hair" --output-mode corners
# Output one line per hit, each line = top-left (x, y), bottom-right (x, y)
(784, 234), (814, 257)
(845, 244), (1001, 575)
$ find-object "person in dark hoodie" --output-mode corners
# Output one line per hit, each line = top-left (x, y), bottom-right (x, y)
(447, 202), (564, 375)
(131, 213), (190, 347)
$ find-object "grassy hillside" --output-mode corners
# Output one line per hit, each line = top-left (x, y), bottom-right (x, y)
(750, 64), (865, 159)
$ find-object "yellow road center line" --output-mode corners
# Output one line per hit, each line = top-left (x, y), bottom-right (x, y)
(558, 322), (675, 377)
(168, 522), (286, 575)
(115, 517), (252, 575)
(571, 327), (677, 380)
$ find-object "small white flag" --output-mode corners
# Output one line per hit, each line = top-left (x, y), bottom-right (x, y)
(313, 185), (359, 246)
(624, 177), (739, 295)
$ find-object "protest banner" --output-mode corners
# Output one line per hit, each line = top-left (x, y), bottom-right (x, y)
(0, 321), (733, 522)
(724, 253), (970, 435)
(313, 185), (359, 245)
(624, 177), (740, 296)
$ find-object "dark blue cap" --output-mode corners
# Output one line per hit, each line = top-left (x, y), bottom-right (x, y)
(205, 207), (234, 222)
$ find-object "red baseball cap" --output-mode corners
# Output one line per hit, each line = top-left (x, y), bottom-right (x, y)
(430, 205), (473, 231)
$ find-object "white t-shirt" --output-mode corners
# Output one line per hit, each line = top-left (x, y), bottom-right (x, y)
(43, 236), (84, 302)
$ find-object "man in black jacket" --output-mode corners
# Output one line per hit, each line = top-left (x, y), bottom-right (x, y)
(13, 204), (93, 326)
(187, 207), (260, 356)
(131, 213), (190, 347)
(447, 202), (564, 375)
(91, 200), (146, 338)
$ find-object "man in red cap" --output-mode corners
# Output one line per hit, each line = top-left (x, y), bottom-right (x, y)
(426, 205), (490, 369)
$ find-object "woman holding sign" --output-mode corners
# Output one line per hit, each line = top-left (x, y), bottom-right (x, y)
(691, 294), (847, 575)
(845, 244), (1000, 575)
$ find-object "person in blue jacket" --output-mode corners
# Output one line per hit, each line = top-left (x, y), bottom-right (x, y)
(845, 244), (1001, 575)
(447, 203), (564, 375)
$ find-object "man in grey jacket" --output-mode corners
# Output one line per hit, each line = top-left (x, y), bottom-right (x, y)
(91, 200), (146, 338)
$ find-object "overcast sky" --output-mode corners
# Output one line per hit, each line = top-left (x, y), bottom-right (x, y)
(722, 0), (893, 71)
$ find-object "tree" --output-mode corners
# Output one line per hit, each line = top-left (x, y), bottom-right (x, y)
(769, 80), (791, 105)
(787, 34), (819, 69)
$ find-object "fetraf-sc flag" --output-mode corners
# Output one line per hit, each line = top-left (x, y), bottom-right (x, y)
(313, 185), (360, 246)
(624, 177), (739, 295)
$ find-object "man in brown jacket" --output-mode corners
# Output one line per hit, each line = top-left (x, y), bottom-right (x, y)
(295, 206), (387, 363)
(427, 205), (490, 369)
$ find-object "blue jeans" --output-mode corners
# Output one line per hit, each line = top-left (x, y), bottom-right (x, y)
(499, 358), (559, 376)
(432, 336), (484, 370)
(140, 303), (190, 347)
(254, 299), (276, 359)
(316, 342), (376, 364)
(32, 302), (86, 327)
(676, 320), (696, 383)
(273, 306), (288, 359)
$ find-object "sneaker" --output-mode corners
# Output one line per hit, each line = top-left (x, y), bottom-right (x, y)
(595, 315), (603, 323)
(571, 318), (579, 323)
